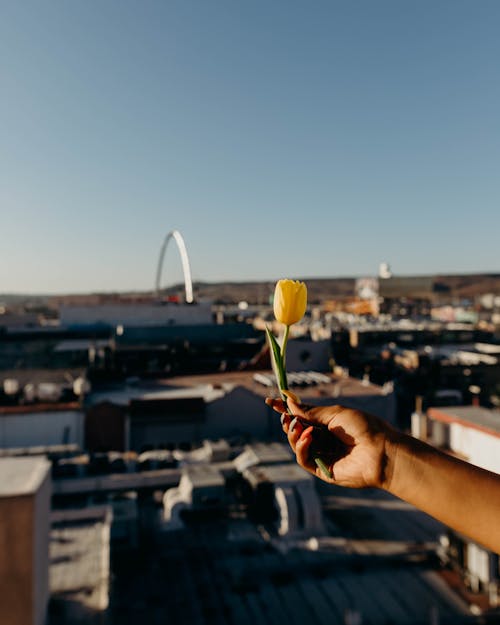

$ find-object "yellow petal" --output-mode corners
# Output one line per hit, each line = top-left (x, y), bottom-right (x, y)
(273, 279), (307, 326)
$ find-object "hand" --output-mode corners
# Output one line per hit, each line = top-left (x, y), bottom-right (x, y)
(266, 396), (394, 489)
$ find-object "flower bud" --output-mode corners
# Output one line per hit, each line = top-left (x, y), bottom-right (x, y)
(273, 279), (307, 326)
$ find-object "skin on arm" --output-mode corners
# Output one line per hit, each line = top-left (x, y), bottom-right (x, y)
(266, 396), (500, 554)
(385, 432), (500, 553)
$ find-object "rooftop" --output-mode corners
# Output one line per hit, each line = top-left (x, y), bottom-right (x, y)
(428, 406), (500, 438)
(167, 370), (395, 421)
(166, 369), (390, 400)
(46, 439), (497, 623)
(107, 484), (472, 625)
(0, 456), (51, 497)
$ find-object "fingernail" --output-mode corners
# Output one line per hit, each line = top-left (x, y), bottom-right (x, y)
(290, 417), (298, 433)
(280, 413), (287, 425)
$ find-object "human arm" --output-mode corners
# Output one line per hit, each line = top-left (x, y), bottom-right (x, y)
(266, 396), (500, 554)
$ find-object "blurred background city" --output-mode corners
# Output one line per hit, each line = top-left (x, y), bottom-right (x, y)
(2, 2), (500, 625)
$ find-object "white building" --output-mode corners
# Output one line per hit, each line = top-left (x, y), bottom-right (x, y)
(414, 405), (500, 605)
(59, 302), (213, 327)
(424, 405), (500, 474)
(0, 407), (84, 450)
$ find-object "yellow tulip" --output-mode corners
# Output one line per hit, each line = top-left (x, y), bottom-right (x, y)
(268, 278), (329, 477)
(273, 279), (307, 326)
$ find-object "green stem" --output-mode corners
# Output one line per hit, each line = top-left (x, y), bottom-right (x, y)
(314, 457), (333, 479)
(280, 325), (290, 392)
(279, 324), (331, 480)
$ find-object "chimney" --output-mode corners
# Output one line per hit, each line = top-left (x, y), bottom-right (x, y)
(469, 385), (481, 407)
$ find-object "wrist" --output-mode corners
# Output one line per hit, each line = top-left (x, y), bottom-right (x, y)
(379, 428), (404, 492)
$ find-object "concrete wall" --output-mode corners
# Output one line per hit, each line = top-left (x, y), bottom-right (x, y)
(130, 420), (201, 449)
(312, 392), (397, 425)
(0, 458), (51, 625)
(33, 473), (51, 625)
(0, 495), (34, 625)
(128, 386), (395, 449)
(0, 411), (83, 449)
(60, 302), (213, 327)
(285, 339), (331, 372)
(129, 387), (279, 449)
(449, 422), (500, 474)
(205, 387), (276, 439)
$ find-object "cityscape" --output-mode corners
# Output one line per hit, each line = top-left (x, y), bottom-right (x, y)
(1, 232), (500, 624)
(3, 2), (500, 624)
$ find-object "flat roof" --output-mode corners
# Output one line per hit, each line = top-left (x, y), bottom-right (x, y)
(183, 464), (225, 488)
(53, 338), (110, 352)
(428, 406), (500, 438)
(50, 440), (473, 622)
(0, 403), (80, 416)
(245, 462), (312, 486)
(168, 370), (394, 421)
(83, 371), (392, 423)
(141, 486), (468, 625)
(0, 456), (51, 497)
(166, 369), (389, 400)
(85, 384), (213, 406)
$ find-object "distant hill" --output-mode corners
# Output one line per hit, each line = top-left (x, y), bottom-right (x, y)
(188, 273), (500, 304)
(188, 278), (355, 304)
(2, 273), (499, 308)
(433, 273), (500, 298)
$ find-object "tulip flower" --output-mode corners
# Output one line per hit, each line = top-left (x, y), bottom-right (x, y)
(266, 279), (331, 478)
(273, 279), (307, 326)
(266, 280), (307, 400)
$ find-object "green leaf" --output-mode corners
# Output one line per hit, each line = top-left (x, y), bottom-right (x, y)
(266, 326), (281, 367)
(266, 326), (287, 395)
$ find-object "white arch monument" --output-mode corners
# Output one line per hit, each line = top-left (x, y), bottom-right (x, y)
(155, 230), (194, 303)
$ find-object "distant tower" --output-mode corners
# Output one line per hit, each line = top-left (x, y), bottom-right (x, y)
(155, 230), (194, 303)
(379, 262), (392, 279)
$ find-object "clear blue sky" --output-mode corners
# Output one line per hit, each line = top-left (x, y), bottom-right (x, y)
(1, 1), (499, 294)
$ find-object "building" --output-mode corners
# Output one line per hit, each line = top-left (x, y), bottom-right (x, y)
(413, 404), (500, 608)
(0, 403), (84, 450)
(59, 301), (213, 327)
(0, 457), (51, 625)
(378, 275), (436, 316)
(82, 369), (396, 452)
(48, 439), (483, 624)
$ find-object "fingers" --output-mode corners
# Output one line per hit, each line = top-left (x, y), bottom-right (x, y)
(294, 426), (323, 476)
(287, 416), (304, 452)
(279, 411), (308, 454)
(280, 411), (291, 433)
(265, 397), (287, 414)
(266, 396), (335, 483)
(265, 396), (316, 416)
(287, 397), (344, 428)
(266, 395), (342, 435)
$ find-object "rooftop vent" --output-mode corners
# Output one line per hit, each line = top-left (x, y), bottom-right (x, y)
(253, 370), (331, 389)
